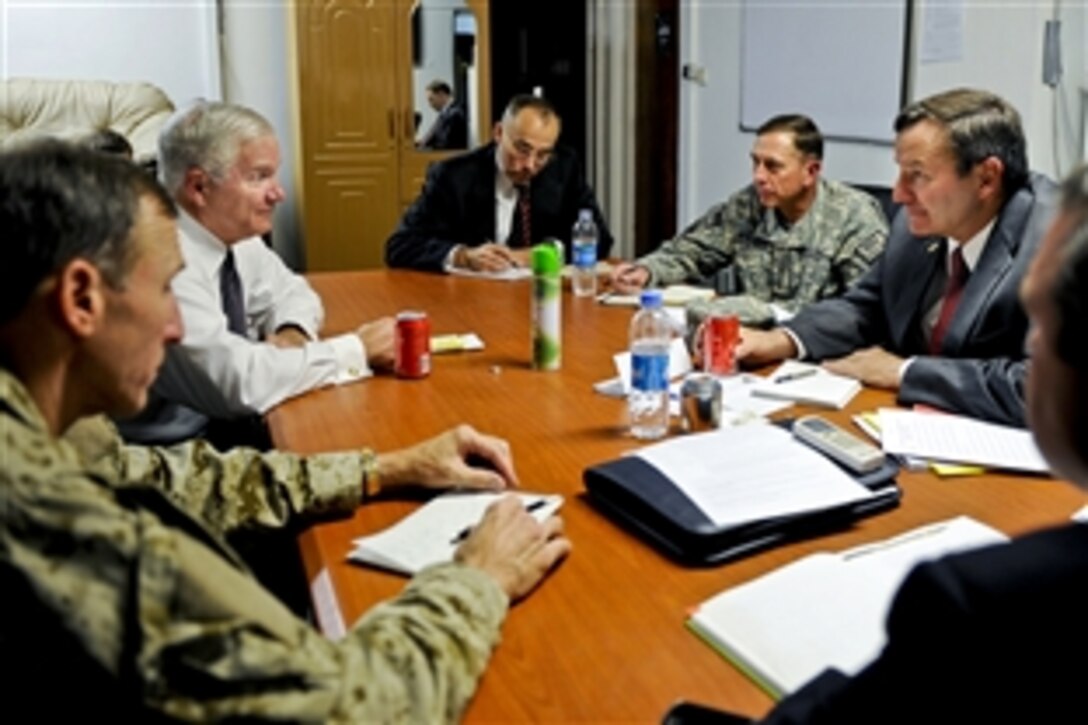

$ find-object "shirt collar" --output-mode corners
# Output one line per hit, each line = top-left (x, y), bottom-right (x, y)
(948, 218), (994, 272)
(0, 367), (50, 434)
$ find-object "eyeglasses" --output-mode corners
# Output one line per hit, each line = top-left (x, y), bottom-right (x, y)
(503, 134), (554, 166)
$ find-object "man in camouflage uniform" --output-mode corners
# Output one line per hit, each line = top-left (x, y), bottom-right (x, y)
(0, 140), (571, 721)
(611, 114), (888, 328)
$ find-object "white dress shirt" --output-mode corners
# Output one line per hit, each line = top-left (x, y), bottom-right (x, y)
(163, 211), (369, 416)
(443, 148), (519, 271)
(783, 219), (995, 382)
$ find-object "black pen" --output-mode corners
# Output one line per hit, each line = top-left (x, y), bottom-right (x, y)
(773, 369), (819, 384)
(449, 499), (549, 545)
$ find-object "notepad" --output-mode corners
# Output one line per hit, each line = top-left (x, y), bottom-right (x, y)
(349, 492), (563, 576)
(687, 516), (1007, 698)
(431, 333), (485, 353)
(598, 284), (716, 307)
(750, 361), (861, 409)
(449, 266), (532, 281)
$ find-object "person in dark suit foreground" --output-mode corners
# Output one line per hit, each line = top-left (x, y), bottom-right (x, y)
(738, 88), (1058, 426)
(678, 161), (1088, 724)
(386, 94), (613, 273)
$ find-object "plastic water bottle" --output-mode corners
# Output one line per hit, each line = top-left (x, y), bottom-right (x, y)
(571, 209), (598, 297)
(629, 289), (671, 439)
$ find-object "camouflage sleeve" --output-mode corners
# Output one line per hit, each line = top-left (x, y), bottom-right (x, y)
(152, 543), (507, 723)
(10, 464), (505, 722)
(833, 193), (889, 291)
(637, 190), (756, 286)
(685, 295), (777, 331)
(64, 415), (362, 537)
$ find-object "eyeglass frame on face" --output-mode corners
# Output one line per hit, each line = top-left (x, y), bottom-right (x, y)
(502, 132), (555, 167)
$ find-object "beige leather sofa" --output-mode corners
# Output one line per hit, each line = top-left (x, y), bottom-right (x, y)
(0, 78), (175, 162)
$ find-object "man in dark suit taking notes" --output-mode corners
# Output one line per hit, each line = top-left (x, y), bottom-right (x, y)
(386, 94), (613, 273)
(737, 88), (1057, 426)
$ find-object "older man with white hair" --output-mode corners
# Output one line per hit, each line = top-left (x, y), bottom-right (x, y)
(120, 101), (393, 448)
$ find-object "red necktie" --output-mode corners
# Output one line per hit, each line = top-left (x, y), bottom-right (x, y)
(509, 185), (531, 248)
(929, 246), (968, 354)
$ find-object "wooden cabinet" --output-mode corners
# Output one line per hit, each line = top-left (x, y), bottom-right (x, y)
(295, 0), (490, 271)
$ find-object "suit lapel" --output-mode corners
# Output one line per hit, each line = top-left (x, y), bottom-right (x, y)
(890, 236), (945, 349)
(941, 193), (1028, 352)
(471, 144), (500, 242)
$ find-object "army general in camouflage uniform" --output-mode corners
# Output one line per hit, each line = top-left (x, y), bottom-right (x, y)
(0, 141), (570, 721)
(611, 115), (888, 328)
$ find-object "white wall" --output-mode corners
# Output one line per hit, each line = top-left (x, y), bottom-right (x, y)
(679, 1), (1087, 229)
(1, 0), (220, 105)
(218, 3), (303, 270)
(1, 0), (305, 269)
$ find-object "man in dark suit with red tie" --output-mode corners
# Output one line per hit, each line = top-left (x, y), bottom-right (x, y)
(737, 88), (1058, 426)
(677, 160), (1088, 725)
(386, 94), (613, 273)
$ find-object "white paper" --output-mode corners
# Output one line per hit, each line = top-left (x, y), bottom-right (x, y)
(690, 516), (1007, 695)
(633, 426), (875, 527)
(350, 492), (563, 575)
(718, 372), (793, 417)
(449, 266), (532, 281)
(431, 332), (485, 353)
(919, 0), (964, 64)
(878, 409), (1049, 474)
(597, 284), (715, 307)
(750, 360), (861, 410)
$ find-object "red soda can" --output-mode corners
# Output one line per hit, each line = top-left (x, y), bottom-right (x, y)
(394, 311), (431, 379)
(702, 314), (740, 376)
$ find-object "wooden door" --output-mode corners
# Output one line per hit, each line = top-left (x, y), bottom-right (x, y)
(296, 0), (404, 271)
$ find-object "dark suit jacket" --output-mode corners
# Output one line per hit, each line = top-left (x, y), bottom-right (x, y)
(784, 174), (1059, 425)
(760, 523), (1088, 724)
(421, 103), (467, 150)
(385, 143), (614, 271)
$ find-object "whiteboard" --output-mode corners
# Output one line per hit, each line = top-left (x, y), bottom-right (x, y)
(740, 0), (909, 144)
(2, 0), (221, 106)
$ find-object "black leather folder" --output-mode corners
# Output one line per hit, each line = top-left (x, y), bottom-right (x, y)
(583, 423), (901, 566)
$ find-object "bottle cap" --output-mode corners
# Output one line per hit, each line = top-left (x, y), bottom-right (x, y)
(531, 242), (562, 275)
(578, 208), (593, 222)
(639, 289), (664, 309)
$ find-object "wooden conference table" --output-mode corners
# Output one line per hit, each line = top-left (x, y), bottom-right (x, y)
(267, 270), (1086, 722)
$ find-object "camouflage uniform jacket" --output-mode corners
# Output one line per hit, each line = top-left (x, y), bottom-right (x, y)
(638, 179), (888, 326)
(0, 368), (507, 722)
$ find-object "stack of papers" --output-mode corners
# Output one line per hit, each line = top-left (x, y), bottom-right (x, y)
(349, 492), (563, 576)
(633, 426), (876, 528)
(688, 516), (1008, 697)
(878, 409), (1049, 474)
(750, 361), (861, 410)
(852, 410), (983, 476)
